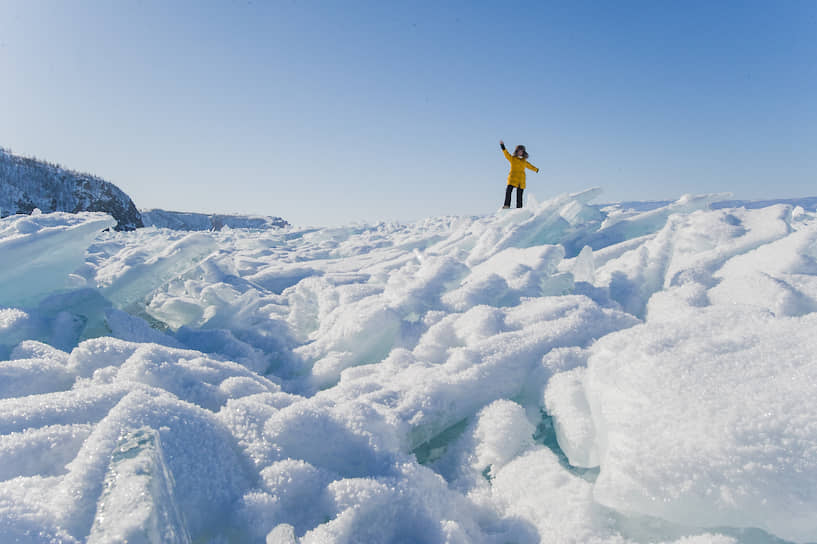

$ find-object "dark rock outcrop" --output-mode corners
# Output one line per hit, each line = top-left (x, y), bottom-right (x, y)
(0, 147), (143, 230)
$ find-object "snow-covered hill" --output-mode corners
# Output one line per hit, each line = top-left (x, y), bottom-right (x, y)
(1, 189), (817, 543)
(0, 148), (143, 231)
(141, 208), (289, 231)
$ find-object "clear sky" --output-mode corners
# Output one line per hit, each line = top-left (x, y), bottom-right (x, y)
(1, 1), (815, 227)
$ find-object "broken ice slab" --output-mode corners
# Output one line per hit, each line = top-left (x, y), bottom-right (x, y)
(99, 232), (217, 310)
(88, 427), (191, 544)
(0, 212), (116, 308)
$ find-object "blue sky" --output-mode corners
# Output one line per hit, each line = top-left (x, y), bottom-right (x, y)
(1, 1), (815, 226)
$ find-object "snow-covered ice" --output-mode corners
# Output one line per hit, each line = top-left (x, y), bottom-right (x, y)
(1, 191), (816, 543)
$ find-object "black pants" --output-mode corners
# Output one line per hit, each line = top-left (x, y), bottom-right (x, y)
(504, 185), (524, 208)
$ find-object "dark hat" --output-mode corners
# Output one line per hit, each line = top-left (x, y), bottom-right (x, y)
(514, 145), (529, 159)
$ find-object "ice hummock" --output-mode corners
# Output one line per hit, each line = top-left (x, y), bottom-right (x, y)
(1, 191), (817, 543)
(583, 306), (817, 542)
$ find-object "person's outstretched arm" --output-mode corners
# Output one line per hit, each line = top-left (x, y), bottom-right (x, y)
(500, 140), (512, 160)
(525, 161), (539, 173)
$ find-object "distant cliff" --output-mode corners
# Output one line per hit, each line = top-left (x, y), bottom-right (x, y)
(0, 147), (143, 230)
(140, 209), (289, 231)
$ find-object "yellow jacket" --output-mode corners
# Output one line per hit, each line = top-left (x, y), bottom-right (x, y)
(503, 148), (539, 189)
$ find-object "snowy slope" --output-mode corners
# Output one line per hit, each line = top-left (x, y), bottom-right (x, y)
(141, 208), (289, 231)
(0, 148), (143, 231)
(1, 189), (817, 543)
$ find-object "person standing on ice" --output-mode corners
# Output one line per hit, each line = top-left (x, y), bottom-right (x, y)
(500, 139), (539, 208)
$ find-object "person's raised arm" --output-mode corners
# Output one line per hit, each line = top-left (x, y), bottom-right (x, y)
(500, 140), (511, 160)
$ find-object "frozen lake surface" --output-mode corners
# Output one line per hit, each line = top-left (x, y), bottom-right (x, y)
(1, 189), (815, 543)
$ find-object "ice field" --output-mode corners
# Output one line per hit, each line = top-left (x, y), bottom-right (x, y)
(1, 189), (817, 543)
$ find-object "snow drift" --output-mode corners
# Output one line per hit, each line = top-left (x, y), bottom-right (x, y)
(1, 189), (816, 543)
